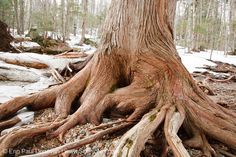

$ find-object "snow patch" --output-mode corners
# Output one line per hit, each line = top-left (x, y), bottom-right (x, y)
(176, 46), (236, 73)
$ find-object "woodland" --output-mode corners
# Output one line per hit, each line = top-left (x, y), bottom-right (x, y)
(0, 0), (236, 157)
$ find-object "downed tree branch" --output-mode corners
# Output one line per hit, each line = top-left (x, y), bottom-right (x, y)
(207, 75), (236, 83)
(89, 119), (126, 131)
(0, 57), (49, 69)
(55, 51), (88, 58)
(0, 66), (41, 82)
(51, 68), (66, 83)
(22, 122), (133, 157)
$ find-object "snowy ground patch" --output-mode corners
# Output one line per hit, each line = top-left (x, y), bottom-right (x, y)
(11, 41), (40, 48)
(177, 46), (236, 73)
(66, 34), (97, 54)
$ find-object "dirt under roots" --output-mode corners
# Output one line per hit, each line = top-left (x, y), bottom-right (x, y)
(0, 48), (236, 157)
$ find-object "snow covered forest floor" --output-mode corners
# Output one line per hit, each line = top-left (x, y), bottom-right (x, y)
(0, 37), (236, 156)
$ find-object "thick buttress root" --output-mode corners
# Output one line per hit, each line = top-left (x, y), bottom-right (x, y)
(0, 49), (236, 157)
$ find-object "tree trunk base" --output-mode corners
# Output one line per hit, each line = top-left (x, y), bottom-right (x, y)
(0, 48), (236, 157)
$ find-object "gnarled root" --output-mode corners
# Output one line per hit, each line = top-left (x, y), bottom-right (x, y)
(0, 120), (66, 157)
(113, 103), (167, 157)
(0, 49), (236, 157)
(184, 122), (216, 157)
(206, 75), (236, 83)
(0, 116), (21, 131)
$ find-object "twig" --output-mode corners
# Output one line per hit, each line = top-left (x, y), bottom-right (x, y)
(51, 68), (66, 83)
(89, 119), (126, 131)
(207, 75), (236, 83)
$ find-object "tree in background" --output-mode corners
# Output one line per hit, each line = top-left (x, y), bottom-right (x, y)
(79, 0), (88, 45)
(175, 0), (236, 54)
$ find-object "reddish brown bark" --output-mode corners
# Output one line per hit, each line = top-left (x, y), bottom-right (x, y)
(0, 0), (236, 156)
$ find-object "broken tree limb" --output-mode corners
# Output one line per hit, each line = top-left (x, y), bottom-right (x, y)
(0, 57), (49, 69)
(50, 68), (66, 83)
(207, 75), (236, 83)
(0, 65), (41, 82)
(55, 51), (87, 58)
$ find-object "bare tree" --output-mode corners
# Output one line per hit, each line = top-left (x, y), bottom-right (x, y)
(19, 0), (24, 35)
(13, 0), (20, 34)
(61, 0), (66, 41)
(79, 0), (88, 45)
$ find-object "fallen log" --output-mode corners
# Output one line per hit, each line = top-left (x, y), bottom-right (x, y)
(0, 57), (49, 69)
(0, 66), (41, 82)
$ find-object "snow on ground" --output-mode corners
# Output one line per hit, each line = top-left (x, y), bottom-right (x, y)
(11, 41), (40, 48)
(66, 34), (97, 54)
(177, 46), (236, 73)
(0, 52), (84, 71)
(0, 77), (56, 103)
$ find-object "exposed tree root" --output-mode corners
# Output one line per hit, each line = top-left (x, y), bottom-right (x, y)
(0, 50), (236, 156)
(1, 1), (236, 156)
(0, 116), (21, 132)
(21, 122), (133, 157)
(164, 107), (189, 157)
(89, 119), (126, 131)
(206, 75), (236, 83)
(0, 120), (66, 156)
(113, 104), (167, 157)
(196, 80), (215, 95)
(184, 126), (216, 157)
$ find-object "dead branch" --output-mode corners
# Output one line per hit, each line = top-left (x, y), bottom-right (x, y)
(0, 57), (49, 69)
(89, 119), (126, 131)
(207, 75), (236, 83)
(51, 68), (66, 83)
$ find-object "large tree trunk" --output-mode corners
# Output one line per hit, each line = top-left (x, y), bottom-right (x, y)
(0, 0), (236, 156)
